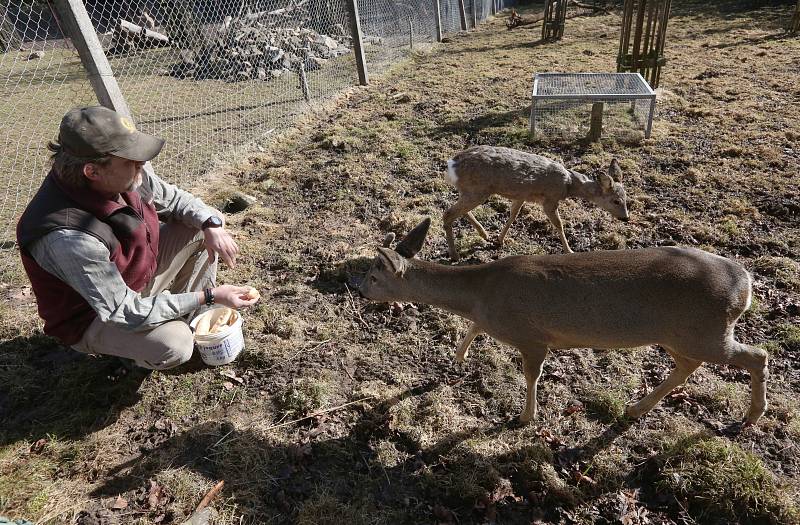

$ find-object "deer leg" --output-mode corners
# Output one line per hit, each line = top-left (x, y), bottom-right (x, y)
(728, 341), (768, 425)
(519, 346), (549, 422)
(626, 354), (701, 419)
(542, 201), (573, 254)
(465, 212), (489, 240)
(443, 194), (486, 262)
(498, 200), (524, 247)
(455, 322), (482, 362)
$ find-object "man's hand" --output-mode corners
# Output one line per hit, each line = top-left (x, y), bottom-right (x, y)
(211, 285), (260, 309)
(203, 227), (239, 268)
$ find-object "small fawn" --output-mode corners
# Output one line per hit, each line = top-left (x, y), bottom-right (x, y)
(359, 218), (768, 426)
(443, 145), (629, 261)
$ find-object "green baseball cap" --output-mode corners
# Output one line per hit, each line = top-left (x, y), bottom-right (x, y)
(58, 106), (165, 162)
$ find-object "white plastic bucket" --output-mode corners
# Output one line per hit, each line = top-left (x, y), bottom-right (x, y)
(190, 307), (245, 366)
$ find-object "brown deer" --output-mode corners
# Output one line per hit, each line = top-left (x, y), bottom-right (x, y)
(359, 218), (768, 426)
(443, 145), (629, 261)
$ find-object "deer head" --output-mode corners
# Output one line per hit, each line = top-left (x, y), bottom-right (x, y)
(592, 159), (629, 221)
(359, 218), (431, 302)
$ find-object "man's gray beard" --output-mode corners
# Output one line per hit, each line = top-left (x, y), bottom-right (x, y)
(127, 172), (144, 193)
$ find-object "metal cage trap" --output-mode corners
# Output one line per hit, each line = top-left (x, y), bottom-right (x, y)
(530, 72), (656, 141)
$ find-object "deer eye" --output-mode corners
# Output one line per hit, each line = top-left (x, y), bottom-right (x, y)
(370, 275), (378, 283)
(614, 199), (622, 206)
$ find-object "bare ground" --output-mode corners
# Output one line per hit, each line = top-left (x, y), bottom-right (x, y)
(1, 1), (799, 524)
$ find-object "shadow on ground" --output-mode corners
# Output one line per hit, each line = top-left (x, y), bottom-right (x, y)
(88, 380), (641, 524)
(0, 333), (148, 445)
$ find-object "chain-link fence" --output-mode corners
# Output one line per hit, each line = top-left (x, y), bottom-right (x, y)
(0, 0), (513, 283)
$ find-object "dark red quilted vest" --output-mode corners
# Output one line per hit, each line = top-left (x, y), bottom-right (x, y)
(17, 171), (160, 345)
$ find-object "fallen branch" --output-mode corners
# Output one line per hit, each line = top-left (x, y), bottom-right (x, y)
(196, 480), (225, 512)
(344, 283), (369, 328)
(568, 0), (612, 14)
(261, 396), (375, 432)
(506, 9), (544, 29)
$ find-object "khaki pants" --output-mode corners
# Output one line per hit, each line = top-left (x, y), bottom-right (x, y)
(72, 222), (217, 370)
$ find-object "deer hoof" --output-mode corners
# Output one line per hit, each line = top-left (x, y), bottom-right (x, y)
(518, 411), (535, 423)
(624, 405), (643, 419)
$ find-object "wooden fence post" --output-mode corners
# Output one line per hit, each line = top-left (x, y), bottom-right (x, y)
(434, 0), (443, 41)
(345, 0), (369, 85)
(587, 102), (603, 142)
(458, 0), (468, 30)
(617, 0), (671, 88)
(52, 0), (131, 116)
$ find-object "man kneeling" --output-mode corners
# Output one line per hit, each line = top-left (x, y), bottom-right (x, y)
(17, 106), (259, 370)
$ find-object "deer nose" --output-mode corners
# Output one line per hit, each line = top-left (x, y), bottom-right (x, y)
(620, 215), (630, 222)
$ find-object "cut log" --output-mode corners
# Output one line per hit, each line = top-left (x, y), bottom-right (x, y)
(119, 20), (170, 43)
(568, 0), (612, 14)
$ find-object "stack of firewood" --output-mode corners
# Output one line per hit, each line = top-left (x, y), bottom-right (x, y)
(172, 25), (351, 81)
(170, 2), (352, 81)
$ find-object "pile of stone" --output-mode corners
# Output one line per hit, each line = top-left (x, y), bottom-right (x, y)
(171, 20), (352, 82)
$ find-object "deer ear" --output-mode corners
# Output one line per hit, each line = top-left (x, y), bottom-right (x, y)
(598, 171), (613, 192)
(608, 158), (623, 182)
(394, 217), (431, 258)
(377, 247), (407, 276)
(382, 232), (396, 248)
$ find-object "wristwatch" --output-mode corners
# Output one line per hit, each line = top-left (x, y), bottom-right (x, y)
(203, 288), (215, 306)
(201, 215), (223, 230)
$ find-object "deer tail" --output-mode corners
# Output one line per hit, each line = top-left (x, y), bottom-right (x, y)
(446, 158), (458, 185)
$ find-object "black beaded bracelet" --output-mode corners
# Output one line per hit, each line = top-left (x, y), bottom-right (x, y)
(204, 288), (215, 306)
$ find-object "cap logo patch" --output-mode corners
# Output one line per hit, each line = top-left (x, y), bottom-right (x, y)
(120, 117), (136, 133)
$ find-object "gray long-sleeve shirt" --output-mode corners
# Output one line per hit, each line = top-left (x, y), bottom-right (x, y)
(28, 167), (214, 332)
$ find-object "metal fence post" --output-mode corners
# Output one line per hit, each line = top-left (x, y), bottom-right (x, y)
(434, 0), (443, 41)
(52, 0), (131, 116)
(346, 0), (369, 85)
(458, 0), (468, 30)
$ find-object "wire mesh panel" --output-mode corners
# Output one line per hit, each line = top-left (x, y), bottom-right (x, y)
(530, 72), (656, 141)
(0, 0), (513, 281)
(440, 0), (463, 33)
(356, 0), (442, 75)
(84, 0), (358, 188)
(0, 1), (98, 282)
(356, 0), (408, 74)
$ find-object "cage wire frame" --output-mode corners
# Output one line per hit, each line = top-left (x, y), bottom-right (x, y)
(530, 72), (656, 140)
(0, 0), (513, 281)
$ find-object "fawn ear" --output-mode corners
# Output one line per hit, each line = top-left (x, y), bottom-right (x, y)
(377, 247), (407, 276)
(394, 217), (431, 258)
(598, 171), (614, 192)
(608, 158), (623, 182)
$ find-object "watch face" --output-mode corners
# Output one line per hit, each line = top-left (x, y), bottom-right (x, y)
(205, 216), (223, 228)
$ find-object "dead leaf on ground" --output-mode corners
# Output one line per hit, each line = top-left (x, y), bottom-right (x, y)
(148, 480), (166, 508)
(571, 469), (597, 485)
(219, 369), (244, 383)
(29, 438), (48, 454)
(110, 495), (128, 510)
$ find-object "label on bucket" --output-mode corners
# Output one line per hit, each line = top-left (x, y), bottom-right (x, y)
(197, 328), (244, 366)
